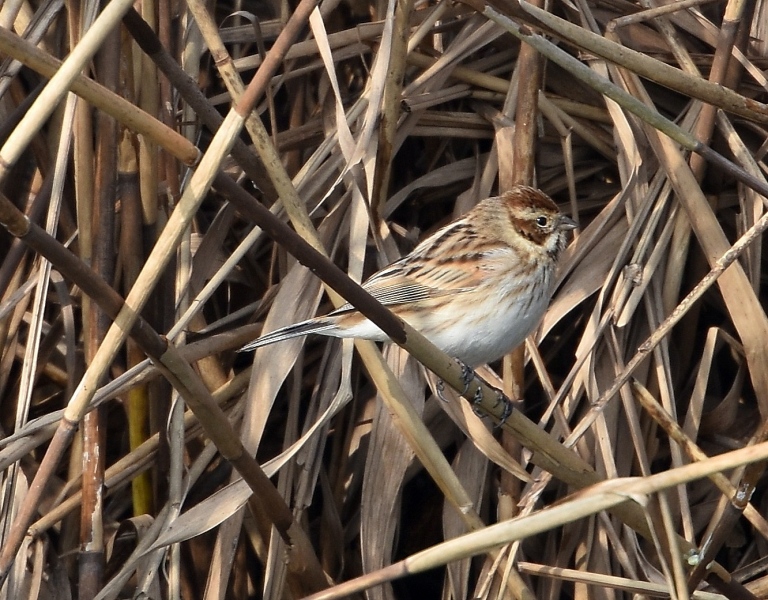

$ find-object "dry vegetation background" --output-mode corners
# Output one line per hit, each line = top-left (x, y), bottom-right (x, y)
(0, 0), (767, 598)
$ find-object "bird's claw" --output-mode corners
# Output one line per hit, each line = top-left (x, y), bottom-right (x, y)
(439, 362), (514, 428)
(471, 385), (484, 417)
(458, 360), (475, 394)
(436, 379), (448, 402)
(437, 361), (477, 403)
(494, 392), (514, 429)
(470, 385), (514, 428)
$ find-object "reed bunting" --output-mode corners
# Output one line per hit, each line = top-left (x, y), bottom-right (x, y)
(240, 185), (577, 366)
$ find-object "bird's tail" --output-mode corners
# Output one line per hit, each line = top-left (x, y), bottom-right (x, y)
(238, 318), (338, 352)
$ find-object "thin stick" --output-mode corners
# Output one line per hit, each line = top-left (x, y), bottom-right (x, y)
(565, 206), (768, 446)
(0, 0), (145, 182)
(0, 0), (323, 585)
(462, 0), (768, 198)
(0, 26), (199, 166)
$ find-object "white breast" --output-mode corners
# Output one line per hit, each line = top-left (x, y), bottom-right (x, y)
(424, 272), (553, 365)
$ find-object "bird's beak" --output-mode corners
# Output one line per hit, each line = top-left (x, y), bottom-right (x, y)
(558, 215), (578, 231)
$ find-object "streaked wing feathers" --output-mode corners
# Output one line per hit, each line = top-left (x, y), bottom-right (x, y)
(239, 319), (337, 351)
(365, 280), (460, 306)
(329, 266), (476, 316)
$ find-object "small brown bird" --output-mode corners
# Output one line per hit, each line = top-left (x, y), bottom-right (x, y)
(240, 185), (577, 366)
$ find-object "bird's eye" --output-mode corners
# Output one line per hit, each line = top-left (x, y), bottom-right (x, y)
(535, 215), (550, 228)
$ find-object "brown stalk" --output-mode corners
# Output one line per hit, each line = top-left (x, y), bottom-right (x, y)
(78, 22), (121, 595)
(371, 0), (413, 217)
(495, 1), (543, 595)
(688, 0), (753, 178)
(149, 12), (179, 508)
(156, 0), (181, 211)
(136, 0), (160, 239)
(117, 164), (153, 517)
(46, 5), (89, 577)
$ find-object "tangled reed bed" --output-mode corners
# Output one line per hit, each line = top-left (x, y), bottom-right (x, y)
(0, 0), (767, 597)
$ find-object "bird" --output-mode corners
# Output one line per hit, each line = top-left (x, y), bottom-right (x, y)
(240, 185), (577, 366)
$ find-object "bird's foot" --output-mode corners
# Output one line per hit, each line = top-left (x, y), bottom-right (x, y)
(458, 360), (475, 394)
(471, 385), (485, 417)
(436, 361), (476, 402)
(494, 391), (514, 429)
(467, 379), (514, 428)
(436, 379), (448, 402)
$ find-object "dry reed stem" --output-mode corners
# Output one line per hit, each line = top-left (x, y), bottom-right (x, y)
(1, 0), (767, 597)
(302, 439), (768, 599)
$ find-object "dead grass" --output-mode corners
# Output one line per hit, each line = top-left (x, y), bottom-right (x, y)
(0, 0), (767, 598)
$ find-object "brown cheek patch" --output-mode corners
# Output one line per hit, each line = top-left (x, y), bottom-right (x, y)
(513, 219), (549, 246)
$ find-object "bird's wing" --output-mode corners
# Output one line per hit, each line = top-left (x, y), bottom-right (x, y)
(368, 280), (454, 305)
(328, 253), (495, 316)
(377, 243), (516, 289)
(327, 281), (453, 316)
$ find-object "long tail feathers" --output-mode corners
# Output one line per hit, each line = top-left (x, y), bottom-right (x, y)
(238, 318), (338, 352)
